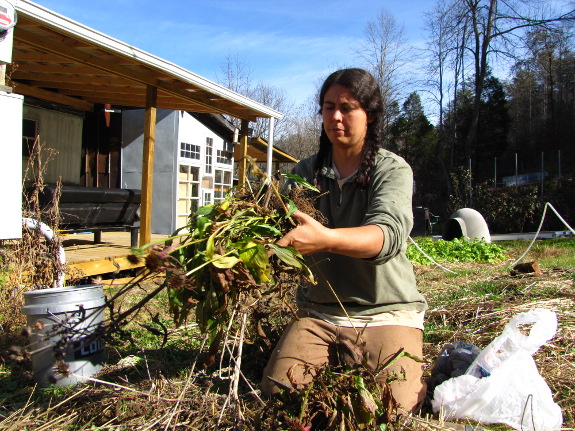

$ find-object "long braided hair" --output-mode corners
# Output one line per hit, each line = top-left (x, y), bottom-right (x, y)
(313, 68), (384, 189)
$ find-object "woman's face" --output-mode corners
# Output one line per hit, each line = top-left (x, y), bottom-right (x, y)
(321, 84), (370, 153)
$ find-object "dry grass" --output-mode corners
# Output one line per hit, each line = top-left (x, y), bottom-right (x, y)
(1, 239), (574, 430)
(0, 138), (63, 336)
(416, 244), (575, 429)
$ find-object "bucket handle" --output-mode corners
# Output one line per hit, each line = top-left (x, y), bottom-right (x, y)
(42, 305), (87, 330)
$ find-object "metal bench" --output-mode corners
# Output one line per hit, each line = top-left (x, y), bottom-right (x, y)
(36, 185), (141, 248)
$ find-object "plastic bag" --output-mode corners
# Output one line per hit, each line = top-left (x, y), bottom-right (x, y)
(431, 308), (563, 431)
(432, 341), (482, 380)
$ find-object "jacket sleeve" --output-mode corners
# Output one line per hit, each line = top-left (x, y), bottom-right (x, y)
(362, 152), (413, 264)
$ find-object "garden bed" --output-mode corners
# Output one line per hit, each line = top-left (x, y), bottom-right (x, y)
(1, 238), (573, 430)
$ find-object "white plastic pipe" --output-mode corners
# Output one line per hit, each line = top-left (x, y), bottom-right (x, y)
(21, 217), (66, 287)
(266, 117), (275, 178)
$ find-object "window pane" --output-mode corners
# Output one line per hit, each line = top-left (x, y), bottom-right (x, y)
(178, 183), (188, 197)
(178, 199), (189, 213)
(190, 167), (199, 181)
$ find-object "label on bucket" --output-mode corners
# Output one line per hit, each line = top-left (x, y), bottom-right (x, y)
(73, 336), (105, 359)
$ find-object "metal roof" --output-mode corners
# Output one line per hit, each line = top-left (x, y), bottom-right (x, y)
(9, 0), (283, 122)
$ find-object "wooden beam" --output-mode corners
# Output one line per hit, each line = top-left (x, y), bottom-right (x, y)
(66, 256), (145, 279)
(14, 72), (139, 87)
(237, 119), (250, 186)
(10, 61), (112, 76)
(33, 84), (144, 95)
(11, 81), (94, 111)
(139, 85), (157, 247)
(58, 88), (146, 101)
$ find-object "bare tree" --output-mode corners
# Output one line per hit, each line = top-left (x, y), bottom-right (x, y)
(250, 82), (294, 142)
(355, 8), (411, 128)
(279, 95), (322, 162)
(453, 0), (574, 161)
(422, 0), (574, 202)
(423, 1), (456, 195)
(421, 0), (471, 195)
(216, 52), (294, 142)
(217, 52), (255, 98)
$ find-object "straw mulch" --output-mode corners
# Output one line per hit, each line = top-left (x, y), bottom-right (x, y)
(1, 248), (574, 430)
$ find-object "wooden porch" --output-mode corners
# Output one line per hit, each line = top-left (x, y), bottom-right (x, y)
(63, 231), (168, 287)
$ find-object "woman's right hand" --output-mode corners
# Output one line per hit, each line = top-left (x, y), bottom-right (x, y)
(276, 210), (330, 255)
(277, 211), (385, 259)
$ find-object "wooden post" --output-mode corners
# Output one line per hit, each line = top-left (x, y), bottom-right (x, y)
(139, 85), (157, 247)
(237, 119), (250, 186)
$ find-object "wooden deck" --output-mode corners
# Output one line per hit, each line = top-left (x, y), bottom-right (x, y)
(63, 231), (168, 285)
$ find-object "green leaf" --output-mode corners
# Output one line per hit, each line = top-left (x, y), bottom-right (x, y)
(238, 241), (271, 283)
(167, 284), (184, 310)
(168, 283), (195, 326)
(218, 199), (231, 212)
(407, 236), (506, 265)
(196, 216), (212, 238)
(250, 224), (282, 238)
(205, 233), (216, 260)
(270, 244), (315, 284)
(196, 289), (219, 332)
(353, 375), (377, 425)
(282, 173), (320, 192)
(283, 197), (299, 218)
(270, 243), (303, 268)
(211, 254), (240, 269)
(195, 205), (216, 217)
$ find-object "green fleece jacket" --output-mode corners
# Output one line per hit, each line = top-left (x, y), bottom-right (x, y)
(290, 148), (428, 316)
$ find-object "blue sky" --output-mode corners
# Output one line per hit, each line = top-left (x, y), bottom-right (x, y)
(32, 0), (432, 107)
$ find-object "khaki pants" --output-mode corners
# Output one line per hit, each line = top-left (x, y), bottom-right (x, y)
(261, 315), (426, 412)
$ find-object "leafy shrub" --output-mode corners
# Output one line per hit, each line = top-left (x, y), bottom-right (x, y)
(447, 166), (544, 233)
(407, 237), (506, 265)
(447, 167), (472, 216)
(472, 182), (541, 233)
(541, 175), (575, 231)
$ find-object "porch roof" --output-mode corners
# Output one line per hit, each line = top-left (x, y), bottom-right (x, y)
(10, 1), (282, 122)
(243, 137), (299, 164)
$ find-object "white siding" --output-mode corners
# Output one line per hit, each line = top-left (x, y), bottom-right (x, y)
(23, 105), (83, 185)
(175, 113), (233, 230)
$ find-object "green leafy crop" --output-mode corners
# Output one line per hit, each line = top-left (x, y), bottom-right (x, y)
(407, 237), (507, 265)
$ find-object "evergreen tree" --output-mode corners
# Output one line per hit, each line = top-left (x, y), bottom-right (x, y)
(442, 73), (510, 184)
(389, 92), (439, 207)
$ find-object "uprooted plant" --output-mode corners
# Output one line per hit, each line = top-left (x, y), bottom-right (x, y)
(11, 163), (323, 418)
(102, 166), (319, 353)
(263, 339), (422, 431)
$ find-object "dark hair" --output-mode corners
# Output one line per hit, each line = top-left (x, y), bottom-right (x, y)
(313, 68), (384, 189)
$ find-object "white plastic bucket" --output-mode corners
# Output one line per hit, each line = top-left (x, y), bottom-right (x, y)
(22, 284), (106, 387)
